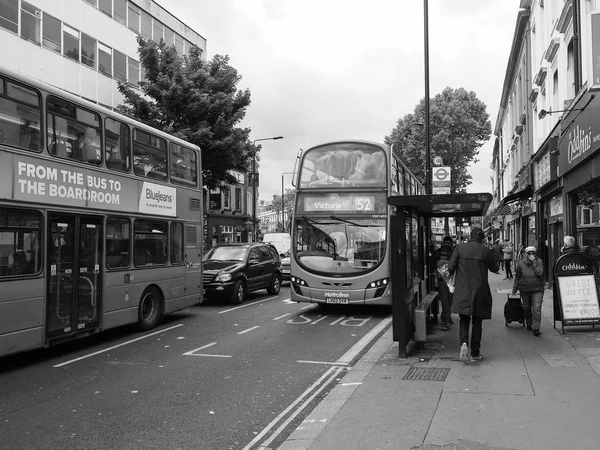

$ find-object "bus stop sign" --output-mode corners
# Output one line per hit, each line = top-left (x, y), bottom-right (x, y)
(432, 166), (451, 194)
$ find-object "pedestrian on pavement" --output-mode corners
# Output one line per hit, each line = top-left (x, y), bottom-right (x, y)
(492, 239), (503, 272)
(502, 238), (514, 279)
(448, 227), (499, 362)
(561, 235), (580, 255)
(432, 236), (455, 327)
(512, 245), (544, 336)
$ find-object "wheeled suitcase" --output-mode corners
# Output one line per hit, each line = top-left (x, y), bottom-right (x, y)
(504, 294), (525, 326)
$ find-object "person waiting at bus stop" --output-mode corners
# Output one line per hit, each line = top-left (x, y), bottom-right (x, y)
(448, 228), (499, 362)
(432, 236), (455, 327)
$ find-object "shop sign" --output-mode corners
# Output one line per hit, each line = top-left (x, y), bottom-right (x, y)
(549, 195), (563, 219)
(536, 152), (551, 188)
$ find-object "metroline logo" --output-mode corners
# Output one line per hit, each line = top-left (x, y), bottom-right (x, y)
(324, 291), (350, 298)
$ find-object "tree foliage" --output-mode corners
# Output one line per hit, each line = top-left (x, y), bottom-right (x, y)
(384, 87), (491, 193)
(270, 189), (295, 232)
(117, 37), (255, 189)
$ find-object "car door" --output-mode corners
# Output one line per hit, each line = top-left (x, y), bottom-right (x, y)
(257, 246), (275, 288)
(245, 247), (262, 291)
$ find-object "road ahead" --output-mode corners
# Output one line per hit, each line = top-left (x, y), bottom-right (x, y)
(0, 285), (391, 450)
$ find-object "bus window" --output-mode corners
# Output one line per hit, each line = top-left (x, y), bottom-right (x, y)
(105, 117), (131, 172)
(0, 209), (42, 277)
(133, 129), (167, 181)
(0, 78), (42, 152)
(170, 143), (197, 187)
(47, 96), (101, 165)
(106, 217), (130, 269)
(134, 220), (167, 266)
(170, 222), (184, 264)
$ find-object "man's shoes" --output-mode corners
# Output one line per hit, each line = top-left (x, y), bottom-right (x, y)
(533, 329), (541, 337)
(470, 354), (484, 362)
(526, 324), (533, 331)
(502, 277), (508, 280)
(441, 319), (454, 325)
(459, 343), (469, 362)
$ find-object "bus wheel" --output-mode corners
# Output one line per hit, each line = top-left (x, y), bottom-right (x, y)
(267, 274), (281, 295)
(138, 287), (162, 331)
(230, 280), (245, 304)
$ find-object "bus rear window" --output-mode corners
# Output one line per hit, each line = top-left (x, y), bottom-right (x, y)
(0, 77), (42, 152)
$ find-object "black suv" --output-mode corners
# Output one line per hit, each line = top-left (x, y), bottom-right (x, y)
(202, 243), (282, 304)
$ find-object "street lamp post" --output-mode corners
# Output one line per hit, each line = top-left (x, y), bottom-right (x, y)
(423, 0), (431, 195)
(281, 172), (294, 233)
(251, 136), (284, 242)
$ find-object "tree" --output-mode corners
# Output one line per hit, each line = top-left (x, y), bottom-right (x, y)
(117, 37), (254, 189)
(271, 189), (296, 232)
(384, 87), (491, 193)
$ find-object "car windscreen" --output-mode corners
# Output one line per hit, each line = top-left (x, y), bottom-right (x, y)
(204, 246), (247, 261)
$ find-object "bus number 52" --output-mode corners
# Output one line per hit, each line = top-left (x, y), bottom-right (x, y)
(355, 197), (372, 211)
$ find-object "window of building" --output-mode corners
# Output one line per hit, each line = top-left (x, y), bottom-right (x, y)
(81, 34), (96, 68)
(582, 207), (592, 225)
(0, 208), (42, 277)
(170, 143), (197, 187)
(42, 12), (61, 52)
(106, 217), (130, 269)
(84, 0), (97, 6)
(235, 188), (242, 211)
(223, 187), (231, 209)
(164, 26), (174, 47)
(175, 33), (184, 55)
(567, 40), (575, 99)
(113, 49), (126, 81)
(127, 2), (139, 33)
(133, 129), (167, 181)
(127, 57), (139, 86)
(105, 117), (130, 172)
(114, 0), (126, 25)
(98, 42), (112, 76)
(0, 77), (42, 152)
(170, 222), (184, 264)
(47, 95), (101, 164)
(141, 10), (152, 40)
(552, 69), (559, 110)
(21, 1), (41, 44)
(134, 220), (167, 266)
(153, 20), (163, 42)
(63, 24), (80, 61)
(99, 0), (112, 17)
(0, 0), (18, 33)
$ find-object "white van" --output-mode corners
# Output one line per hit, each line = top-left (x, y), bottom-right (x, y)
(262, 233), (291, 255)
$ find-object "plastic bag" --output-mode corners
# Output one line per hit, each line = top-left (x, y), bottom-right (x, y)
(437, 263), (455, 293)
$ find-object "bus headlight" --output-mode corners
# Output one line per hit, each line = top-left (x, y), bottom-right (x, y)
(291, 276), (308, 286)
(216, 273), (232, 282)
(367, 278), (389, 298)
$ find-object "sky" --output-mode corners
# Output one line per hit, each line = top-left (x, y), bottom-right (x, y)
(158, 0), (521, 201)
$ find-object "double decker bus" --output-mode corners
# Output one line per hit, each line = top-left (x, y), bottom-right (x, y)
(289, 140), (423, 306)
(0, 67), (203, 357)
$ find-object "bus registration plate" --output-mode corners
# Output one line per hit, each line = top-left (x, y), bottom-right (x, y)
(325, 292), (349, 304)
(326, 298), (349, 304)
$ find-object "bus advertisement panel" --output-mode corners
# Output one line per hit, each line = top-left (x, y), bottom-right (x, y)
(289, 140), (423, 306)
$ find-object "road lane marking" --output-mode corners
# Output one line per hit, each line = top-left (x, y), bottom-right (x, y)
(237, 325), (260, 335)
(297, 360), (349, 365)
(186, 354), (231, 358)
(273, 313), (291, 320)
(242, 366), (341, 450)
(336, 316), (392, 365)
(182, 342), (217, 355)
(219, 296), (279, 314)
(53, 324), (184, 368)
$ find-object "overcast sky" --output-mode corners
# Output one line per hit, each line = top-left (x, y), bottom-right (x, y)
(158, 0), (520, 201)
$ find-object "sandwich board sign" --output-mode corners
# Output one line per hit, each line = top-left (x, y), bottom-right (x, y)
(552, 252), (600, 333)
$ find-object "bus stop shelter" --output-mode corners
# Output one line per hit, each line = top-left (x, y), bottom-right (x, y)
(387, 193), (492, 357)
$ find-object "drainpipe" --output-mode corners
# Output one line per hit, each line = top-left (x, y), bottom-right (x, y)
(573, 0), (582, 92)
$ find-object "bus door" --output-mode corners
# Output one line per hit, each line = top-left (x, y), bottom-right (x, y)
(184, 224), (202, 299)
(47, 214), (103, 340)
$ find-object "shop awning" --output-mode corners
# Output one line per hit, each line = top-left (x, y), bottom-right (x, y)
(387, 193), (492, 217)
(489, 203), (512, 217)
(499, 184), (533, 206)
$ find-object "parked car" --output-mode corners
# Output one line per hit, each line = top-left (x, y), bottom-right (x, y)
(280, 248), (291, 281)
(202, 243), (282, 304)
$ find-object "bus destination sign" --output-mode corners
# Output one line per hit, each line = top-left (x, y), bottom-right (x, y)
(304, 194), (375, 212)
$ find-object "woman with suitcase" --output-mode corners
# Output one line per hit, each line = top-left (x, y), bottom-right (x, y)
(512, 246), (545, 336)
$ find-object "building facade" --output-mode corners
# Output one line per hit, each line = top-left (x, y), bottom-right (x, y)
(491, 0), (600, 280)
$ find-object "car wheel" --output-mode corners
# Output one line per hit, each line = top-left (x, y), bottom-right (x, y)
(230, 280), (245, 304)
(138, 286), (162, 331)
(267, 274), (282, 295)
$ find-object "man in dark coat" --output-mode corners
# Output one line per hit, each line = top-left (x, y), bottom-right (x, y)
(448, 227), (499, 362)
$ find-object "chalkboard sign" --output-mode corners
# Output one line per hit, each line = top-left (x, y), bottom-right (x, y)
(553, 252), (600, 333)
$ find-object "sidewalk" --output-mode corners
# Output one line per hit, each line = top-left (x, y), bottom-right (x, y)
(279, 271), (600, 450)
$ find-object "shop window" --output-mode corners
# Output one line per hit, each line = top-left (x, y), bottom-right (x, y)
(127, 3), (139, 33)
(0, 0), (18, 33)
(98, 42), (112, 77)
(99, 0), (112, 17)
(106, 217), (130, 269)
(114, 0), (126, 25)
(113, 50), (126, 81)
(582, 207), (592, 225)
(127, 57), (139, 86)
(20, 1), (41, 44)
(141, 10), (152, 40)
(105, 117), (130, 172)
(0, 208), (42, 277)
(81, 34), (96, 69)
(134, 220), (167, 266)
(42, 12), (61, 52)
(63, 24), (80, 62)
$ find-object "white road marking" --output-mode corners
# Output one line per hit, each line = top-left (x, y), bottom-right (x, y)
(182, 342), (217, 355)
(341, 382), (363, 386)
(218, 296), (279, 314)
(273, 313), (291, 320)
(237, 325), (260, 335)
(242, 366), (341, 450)
(301, 304), (314, 310)
(186, 354), (231, 358)
(336, 316), (392, 365)
(296, 360), (349, 365)
(53, 324), (184, 368)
